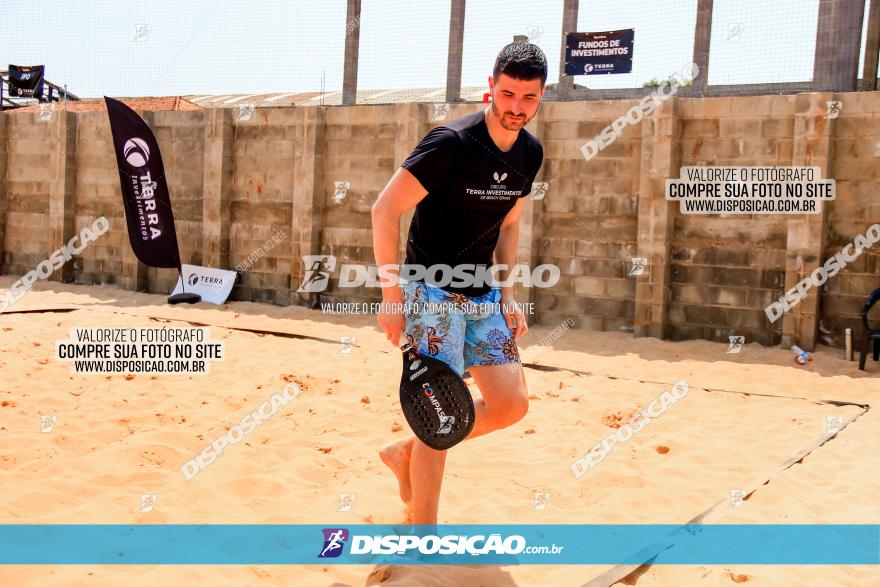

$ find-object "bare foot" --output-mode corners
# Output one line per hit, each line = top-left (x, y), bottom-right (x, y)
(379, 437), (414, 503)
(397, 503), (415, 525)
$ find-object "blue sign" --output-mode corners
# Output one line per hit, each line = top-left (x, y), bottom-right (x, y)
(565, 29), (634, 76)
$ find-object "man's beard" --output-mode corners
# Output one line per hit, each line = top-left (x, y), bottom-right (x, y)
(490, 99), (530, 130)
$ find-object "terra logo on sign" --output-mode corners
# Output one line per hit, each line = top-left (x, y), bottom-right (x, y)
(123, 138), (151, 167)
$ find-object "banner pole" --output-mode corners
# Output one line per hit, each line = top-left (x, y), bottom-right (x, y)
(168, 265), (201, 305)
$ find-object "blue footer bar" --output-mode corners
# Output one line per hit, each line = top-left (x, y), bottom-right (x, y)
(0, 524), (876, 565)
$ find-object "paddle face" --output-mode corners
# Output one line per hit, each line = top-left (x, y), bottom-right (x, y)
(399, 343), (475, 450)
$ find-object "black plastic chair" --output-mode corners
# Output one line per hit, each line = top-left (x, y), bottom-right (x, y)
(858, 288), (880, 371)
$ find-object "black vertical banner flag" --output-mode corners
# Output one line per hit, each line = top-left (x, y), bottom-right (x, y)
(8, 65), (45, 98)
(104, 96), (182, 269)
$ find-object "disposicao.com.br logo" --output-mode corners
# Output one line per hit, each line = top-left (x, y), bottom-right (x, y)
(317, 528), (563, 558)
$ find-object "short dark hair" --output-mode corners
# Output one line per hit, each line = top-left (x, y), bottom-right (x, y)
(493, 42), (548, 86)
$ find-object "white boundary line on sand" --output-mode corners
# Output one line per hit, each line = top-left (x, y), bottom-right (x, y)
(581, 403), (870, 587)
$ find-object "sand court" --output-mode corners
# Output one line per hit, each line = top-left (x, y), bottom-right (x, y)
(1, 276), (878, 586)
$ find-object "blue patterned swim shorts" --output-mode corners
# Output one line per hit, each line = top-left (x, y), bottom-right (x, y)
(400, 279), (522, 377)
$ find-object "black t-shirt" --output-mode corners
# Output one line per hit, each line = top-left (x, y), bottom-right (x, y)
(400, 110), (544, 297)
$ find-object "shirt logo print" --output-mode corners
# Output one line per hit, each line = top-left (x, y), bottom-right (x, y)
(492, 171), (508, 182)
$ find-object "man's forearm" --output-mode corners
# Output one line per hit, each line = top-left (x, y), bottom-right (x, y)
(493, 223), (520, 297)
(371, 207), (402, 299)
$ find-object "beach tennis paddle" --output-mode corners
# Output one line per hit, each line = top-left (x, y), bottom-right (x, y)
(399, 343), (475, 450)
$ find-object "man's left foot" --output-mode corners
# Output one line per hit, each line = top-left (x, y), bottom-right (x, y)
(379, 437), (415, 503)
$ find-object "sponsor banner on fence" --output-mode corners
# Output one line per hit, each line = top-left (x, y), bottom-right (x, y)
(8, 64), (45, 98)
(564, 29), (634, 76)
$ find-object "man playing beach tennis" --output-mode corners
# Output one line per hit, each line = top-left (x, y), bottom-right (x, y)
(371, 42), (547, 524)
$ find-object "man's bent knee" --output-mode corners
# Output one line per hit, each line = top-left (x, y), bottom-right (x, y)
(512, 396), (529, 423)
(472, 364), (530, 430)
(493, 395), (529, 429)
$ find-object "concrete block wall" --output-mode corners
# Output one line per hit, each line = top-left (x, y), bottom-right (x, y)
(73, 111), (123, 286)
(0, 114), (7, 274)
(671, 95), (795, 346)
(1, 92), (879, 351)
(821, 91), (880, 346)
(146, 110), (206, 294)
(2, 112), (54, 276)
(227, 108), (295, 305)
(318, 105), (400, 305)
(536, 100), (640, 332)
